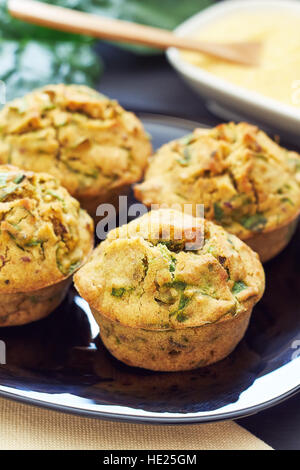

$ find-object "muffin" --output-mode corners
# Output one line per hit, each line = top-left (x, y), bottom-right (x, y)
(74, 209), (265, 371)
(0, 84), (152, 218)
(135, 122), (300, 262)
(0, 165), (94, 327)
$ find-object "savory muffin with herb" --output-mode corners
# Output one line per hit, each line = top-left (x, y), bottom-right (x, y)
(0, 84), (152, 218)
(135, 122), (300, 262)
(74, 209), (265, 371)
(0, 165), (94, 327)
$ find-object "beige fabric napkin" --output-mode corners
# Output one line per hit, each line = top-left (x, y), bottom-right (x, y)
(0, 397), (272, 450)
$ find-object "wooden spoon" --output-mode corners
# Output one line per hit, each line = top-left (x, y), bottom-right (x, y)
(8, 0), (262, 66)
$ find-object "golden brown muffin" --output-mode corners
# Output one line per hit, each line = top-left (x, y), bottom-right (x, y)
(74, 209), (265, 371)
(135, 122), (300, 262)
(0, 165), (94, 327)
(0, 84), (152, 218)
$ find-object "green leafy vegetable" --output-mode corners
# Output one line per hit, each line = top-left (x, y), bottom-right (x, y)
(111, 286), (134, 298)
(241, 214), (267, 232)
(1, 39), (102, 102)
(69, 260), (81, 274)
(0, 0), (214, 101)
(167, 280), (191, 322)
(176, 311), (188, 323)
(46, 190), (64, 202)
(7, 231), (24, 250)
(214, 202), (224, 222)
(74, 0), (214, 31)
(177, 147), (192, 166)
(56, 247), (81, 275)
(0, 185), (17, 201)
(111, 287), (126, 298)
(0, 1), (101, 101)
(24, 240), (44, 247)
(169, 256), (176, 273)
(178, 293), (190, 311)
(281, 197), (294, 206)
(13, 174), (25, 184)
(277, 184), (291, 194)
(232, 281), (247, 295)
(172, 291), (190, 322)
(157, 242), (177, 274)
(45, 0), (214, 53)
(166, 280), (187, 291)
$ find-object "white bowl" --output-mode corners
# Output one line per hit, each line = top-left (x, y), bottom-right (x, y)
(167, 0), (300, 141)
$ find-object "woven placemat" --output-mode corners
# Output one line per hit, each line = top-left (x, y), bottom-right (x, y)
(0, 397), (272, 450)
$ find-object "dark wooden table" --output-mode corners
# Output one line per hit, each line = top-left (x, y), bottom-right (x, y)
(95, 43), (300, 450)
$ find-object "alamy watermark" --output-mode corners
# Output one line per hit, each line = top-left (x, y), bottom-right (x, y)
(0, 81), (6, 105)
(0, 340), (6, 365)
(291, 339), (300, 360)
(95, 198), (205, 250)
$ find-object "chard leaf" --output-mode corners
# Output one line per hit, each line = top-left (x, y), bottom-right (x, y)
(25, 240), (44, 247)
(111, 287), (126, 298)
(1, 39), (102, 102)
(232, 281), (247, 295)
(177, 147), (192, 166)
(166, 280), (187, 291)
(46, 190), (64, 202)
(168, 280), (191, 322)
(241, 214), (267, 232)
(14, 174), (25, 184)
(281, 197), (294, 206)
(178, 293), (190, 310)
(0, 184), (17, 201)
(0, 0), (214, 102)
(213, 202), (224, 222)
(169, 256), (176, 273)
(69, 260), (81, 274)
(176, 311), (188, 322)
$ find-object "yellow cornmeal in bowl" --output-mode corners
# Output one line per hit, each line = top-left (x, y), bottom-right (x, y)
(0, 165), (94, 327)
(74, 209), (265, 371)
(0, 84), (152, 218)
(181, 11), (300, 108)
(135, 122), (300, 262)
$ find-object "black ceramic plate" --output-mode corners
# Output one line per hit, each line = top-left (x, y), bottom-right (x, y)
(0, 113), (299, 424)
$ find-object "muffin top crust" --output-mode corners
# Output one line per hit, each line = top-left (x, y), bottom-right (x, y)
(135, 122), (300, 239)
(74, 209), (265, 330)
(0, 84), (152, 199)
(0, 165), (94, 293)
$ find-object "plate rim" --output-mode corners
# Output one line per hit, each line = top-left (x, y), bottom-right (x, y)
(0, 384), (299, 424)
